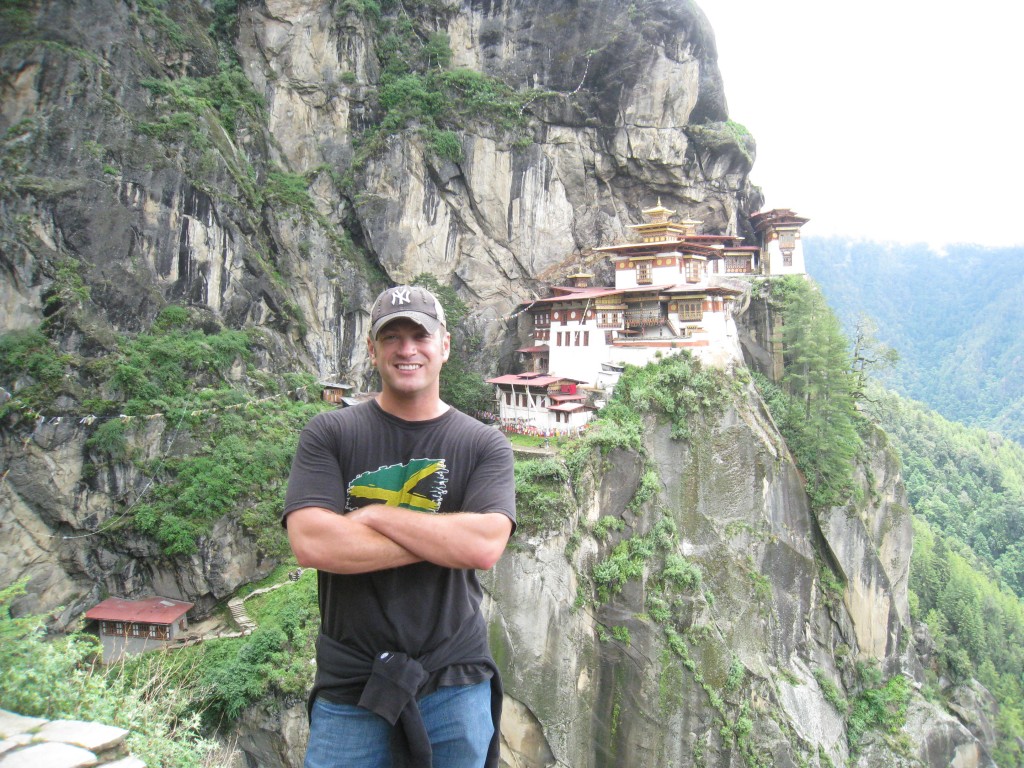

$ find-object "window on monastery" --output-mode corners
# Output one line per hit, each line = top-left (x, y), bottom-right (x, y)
(782, 248), (793, 266)
(636, 262), (652, 284)
(678, 300), (702, 322)
(114, 622), (124, 635)
(149, 624), (158, 638)
(726, 256), (750, 274)
(605, 331), (613, 344)
(685, 260), (701, 283)
(505, 392), (512, 405)
(574, 332), (581, 346)
(584, 331), (589, 345)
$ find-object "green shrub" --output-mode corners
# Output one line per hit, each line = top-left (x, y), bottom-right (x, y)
(753, 277), (863, 510)
(0, 328), (73, 415)
(813, 668), (846, 712)
(514, 457), (573, 536)
(140, 65), (265, 138)
(610, 352), (728, 440)
(847, 670), (910, 753)
(663, 553), (702, 591)
(593, 515), (625, 541)
(133, 397), (326, 555)
(266, 170), (315, 212)
(85, 419), (132, 461)
(428, 128), (463, 162)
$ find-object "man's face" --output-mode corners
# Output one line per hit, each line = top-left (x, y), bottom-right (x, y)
(368, 318), (450, 399)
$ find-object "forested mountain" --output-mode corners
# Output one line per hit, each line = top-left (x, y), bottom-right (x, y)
(864, 388), (1024, 763)
(804, 237), (1024, 444)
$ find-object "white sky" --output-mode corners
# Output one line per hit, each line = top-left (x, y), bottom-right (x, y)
(697, 0), (1024, 247)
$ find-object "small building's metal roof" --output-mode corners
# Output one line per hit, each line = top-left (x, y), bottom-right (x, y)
(85, 596), (193, 625)
(486, 374), (586, 387)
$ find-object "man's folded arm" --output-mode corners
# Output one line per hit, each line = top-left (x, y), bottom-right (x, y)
(347, 504), (513, 571)
(286, 506), (423, 574)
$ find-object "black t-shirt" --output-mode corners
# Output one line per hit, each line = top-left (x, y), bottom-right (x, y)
(283, 400), (516, 698)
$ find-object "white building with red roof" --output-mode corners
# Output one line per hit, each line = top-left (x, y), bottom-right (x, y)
(84, 596), (193, 663)
(485, 373), (593, 434)
(487, 203), (807, 433)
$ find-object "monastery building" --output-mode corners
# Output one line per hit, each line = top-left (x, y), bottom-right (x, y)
(487, 203), (808, 434)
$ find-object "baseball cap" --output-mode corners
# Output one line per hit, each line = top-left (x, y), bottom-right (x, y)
(370, 285), (447, 337)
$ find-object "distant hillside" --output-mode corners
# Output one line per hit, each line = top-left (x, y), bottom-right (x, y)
(804, 237), (1024, 444)
(867, 387), (1024, 594)
(866, 387), (1024, 764)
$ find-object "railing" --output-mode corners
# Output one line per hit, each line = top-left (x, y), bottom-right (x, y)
(624, 310), (664, 326)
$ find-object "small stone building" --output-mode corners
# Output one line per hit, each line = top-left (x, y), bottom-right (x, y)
(84, 596), (193, 663)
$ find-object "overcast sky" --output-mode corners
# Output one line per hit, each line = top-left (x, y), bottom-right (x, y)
(696, 0), (1024, 247)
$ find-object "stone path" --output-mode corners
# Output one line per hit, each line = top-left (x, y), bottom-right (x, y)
(0, 709), (143, 768)
(227, 596), (256, 633)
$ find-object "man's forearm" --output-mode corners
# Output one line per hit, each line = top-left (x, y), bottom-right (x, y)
(348, 504), (512, 571)
(287, 506), (423, 574)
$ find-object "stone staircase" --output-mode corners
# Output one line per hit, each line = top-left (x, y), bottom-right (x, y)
(227, 597), (256, 633)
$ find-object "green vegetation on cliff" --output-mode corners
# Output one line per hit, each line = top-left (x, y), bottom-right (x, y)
(753, 274), (1024, 760)
(753, 276), (864, 510)
(346, 3), (539, 169)
(0, 307), (330, 557)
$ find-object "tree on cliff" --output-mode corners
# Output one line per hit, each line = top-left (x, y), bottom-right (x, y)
(758, 276), (863, 509)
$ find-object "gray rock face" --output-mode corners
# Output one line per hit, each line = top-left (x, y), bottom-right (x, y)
(481, 372), (995, 767)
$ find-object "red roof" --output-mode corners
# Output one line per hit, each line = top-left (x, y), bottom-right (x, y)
(516, 346), (549, 354)
(85, 596), (193, 625)
(523, 287), (625, 306)
(486, 374), (585, 387)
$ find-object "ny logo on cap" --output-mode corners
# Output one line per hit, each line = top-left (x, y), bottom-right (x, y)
(390, 288), (411, 306)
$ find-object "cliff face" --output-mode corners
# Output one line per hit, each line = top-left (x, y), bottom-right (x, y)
(0, 1), (997, 767)
(0, 0), (757, 623)
(484, 369), (992, 768)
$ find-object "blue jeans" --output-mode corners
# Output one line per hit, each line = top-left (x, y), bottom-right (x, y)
(304, 680), (494, 768)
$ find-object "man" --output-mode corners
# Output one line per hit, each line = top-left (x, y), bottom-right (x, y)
(283, 284), (516, 768)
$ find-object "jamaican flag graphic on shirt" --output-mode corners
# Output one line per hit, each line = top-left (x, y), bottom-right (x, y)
(346, 458), (449, 513)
